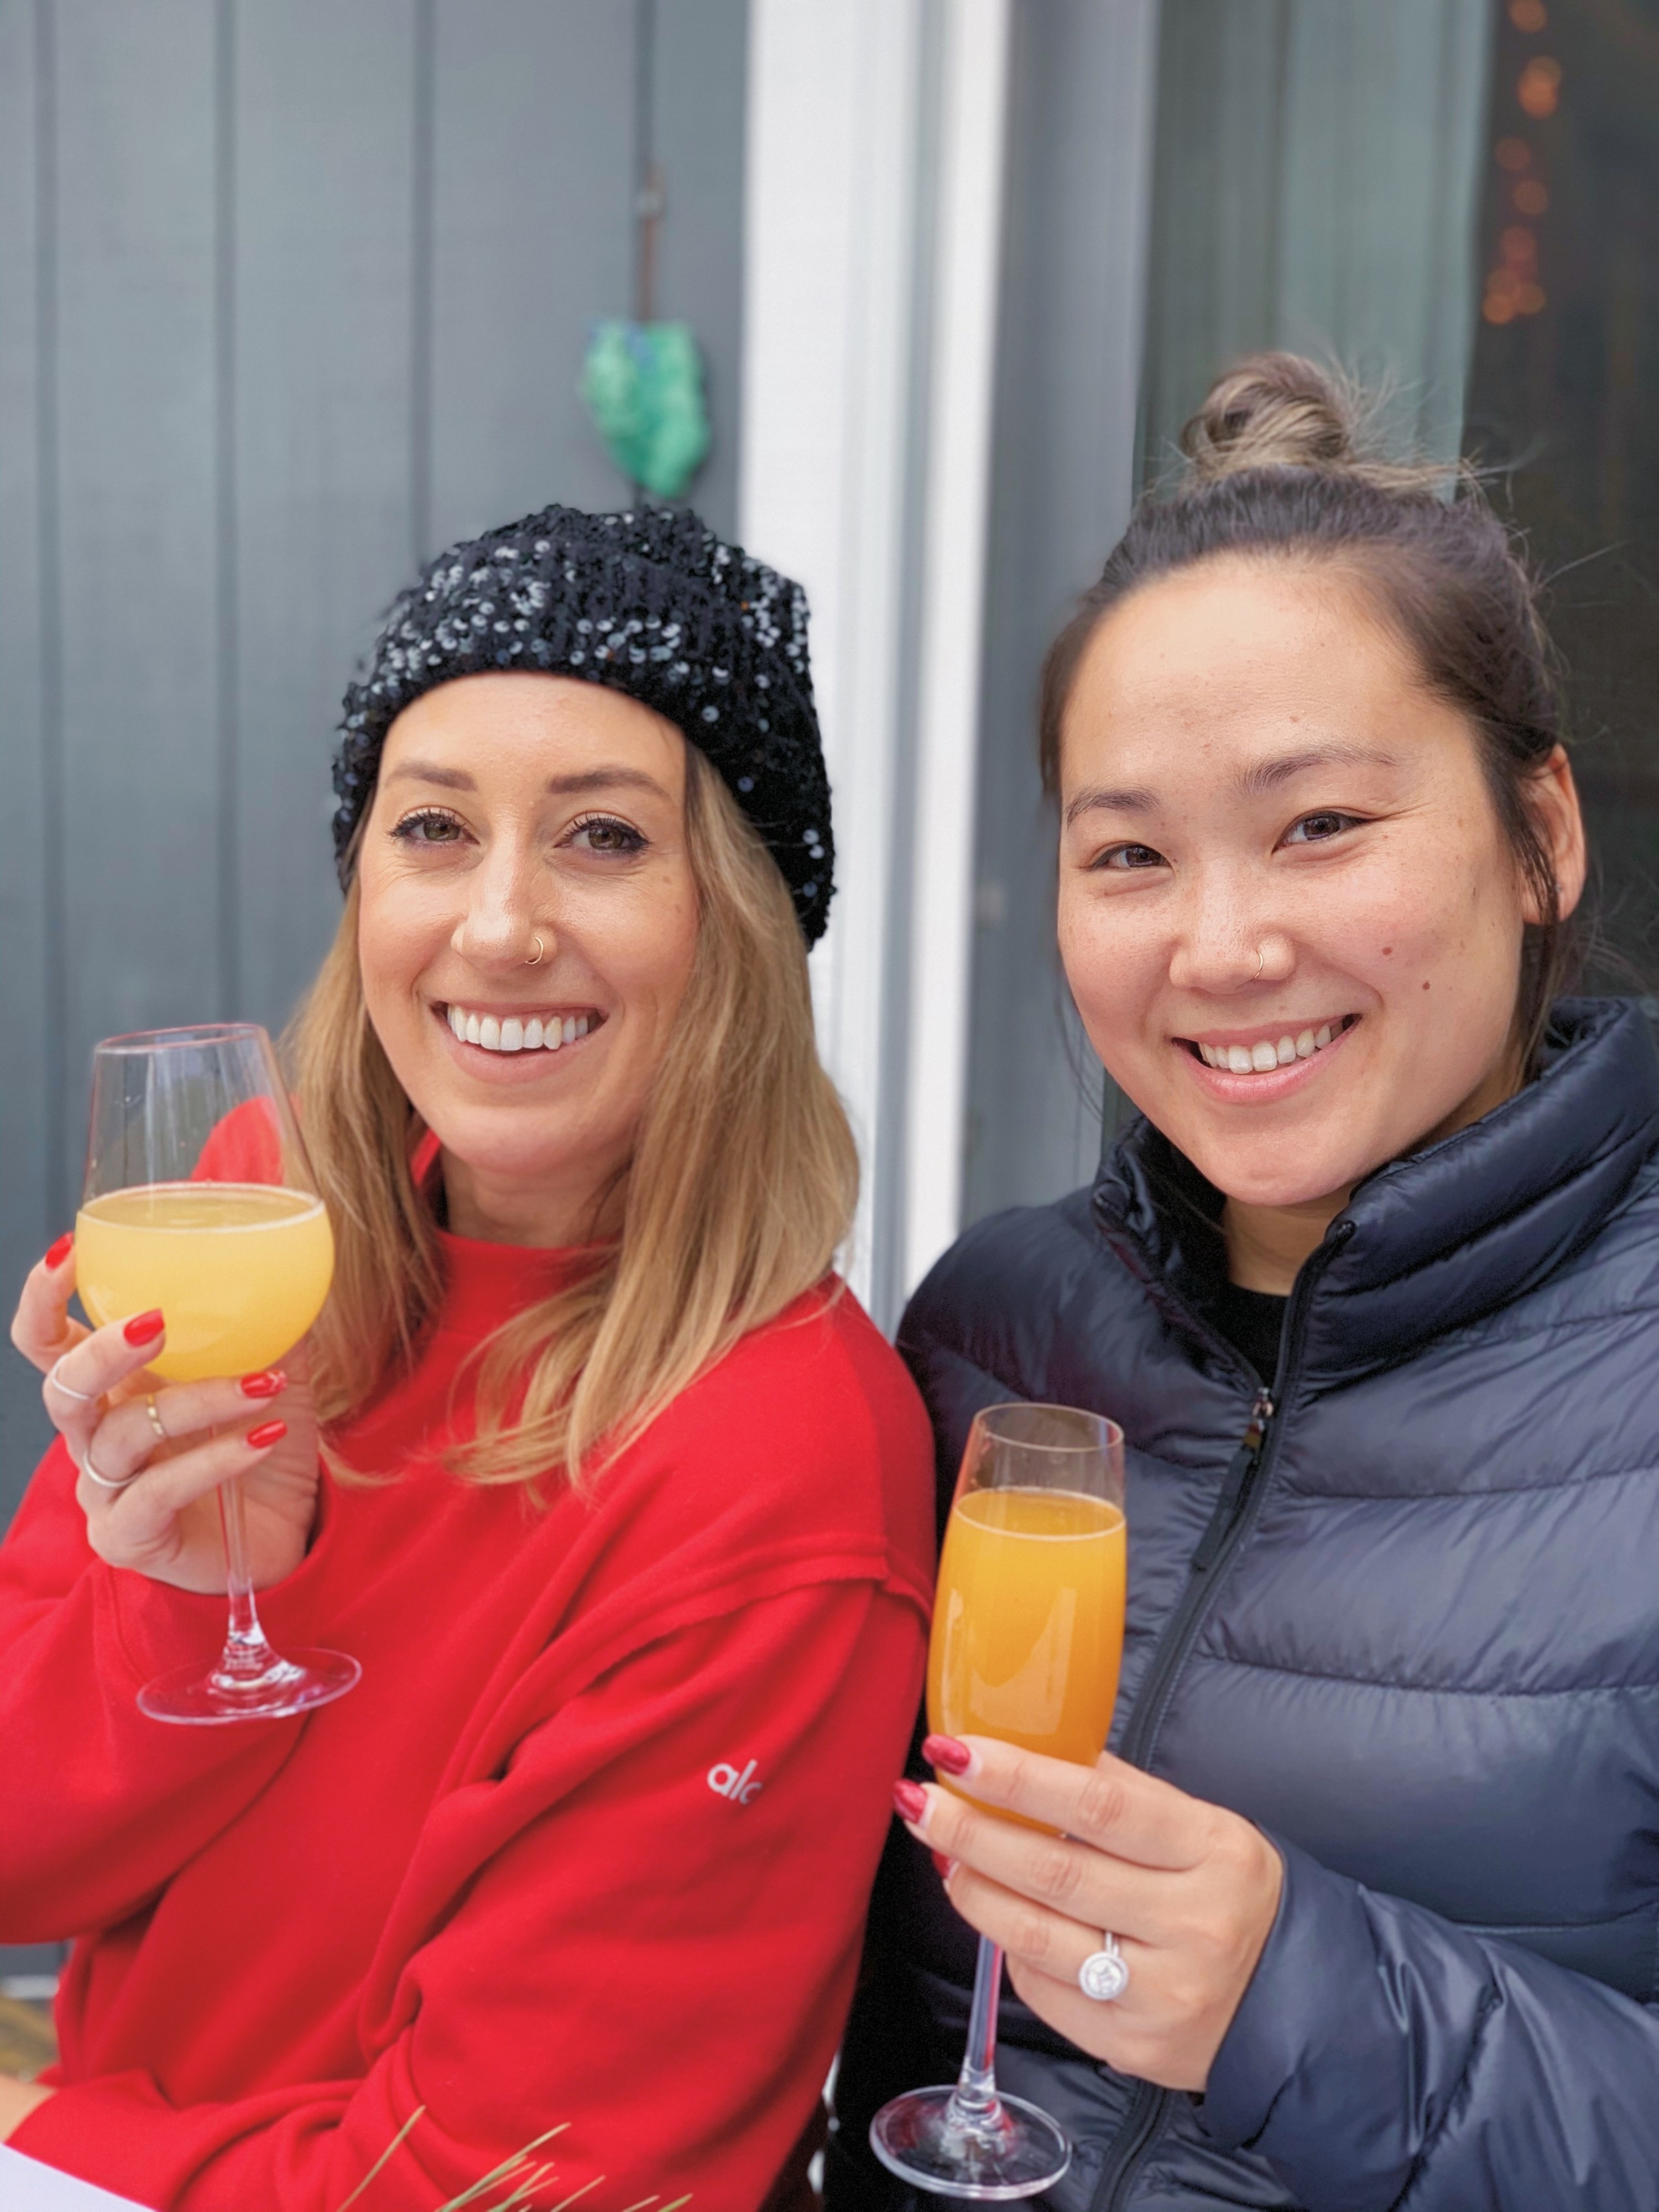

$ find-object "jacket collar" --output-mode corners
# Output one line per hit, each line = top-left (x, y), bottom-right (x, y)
(1092, 998), (1659, 1388)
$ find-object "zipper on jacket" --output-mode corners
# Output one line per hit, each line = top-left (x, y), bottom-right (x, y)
(1088, 2078), (1167, 2212)
(1188, 1389), (1272, 1572)
(1084, 1218), (1355, 2209)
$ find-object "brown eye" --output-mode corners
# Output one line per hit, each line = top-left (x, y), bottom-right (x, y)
(1097, 843), (1166, 872)
(392, 808), (466, 845)
(570, 815), (646, 856)
(1284, 811), (1360, 846)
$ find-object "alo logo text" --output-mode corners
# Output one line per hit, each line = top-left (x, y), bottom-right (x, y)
(707, 1758), (764, 1805)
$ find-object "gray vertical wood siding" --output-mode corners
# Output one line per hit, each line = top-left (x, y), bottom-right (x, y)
(0, 0), (747, 1522)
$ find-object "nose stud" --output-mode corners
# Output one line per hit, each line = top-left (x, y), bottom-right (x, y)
(525, 935), (545, 967)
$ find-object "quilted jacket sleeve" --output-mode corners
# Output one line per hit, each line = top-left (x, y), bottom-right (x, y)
(1199, 1837), (1659, 2211)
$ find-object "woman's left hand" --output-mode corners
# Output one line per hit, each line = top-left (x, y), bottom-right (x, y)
(0, 2073), (54, 2140)
(898, 1736), (1283, 2094)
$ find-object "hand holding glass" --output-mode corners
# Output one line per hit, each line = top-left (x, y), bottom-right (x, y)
(76, 1024), (359, 1723)
(870, 1401), (1126, 2199)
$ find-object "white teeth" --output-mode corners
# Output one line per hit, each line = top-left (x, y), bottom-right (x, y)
(446, 1005), (596, 1053)
(1198, 1020), (1352, 1073)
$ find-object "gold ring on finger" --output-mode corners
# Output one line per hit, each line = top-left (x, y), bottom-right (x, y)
(144, 1394), (167, 1444)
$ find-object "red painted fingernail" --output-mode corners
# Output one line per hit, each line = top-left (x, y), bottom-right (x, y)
(123, 1310), (165, 1347)
(924, 1734), (974, 1777)
(239, 1369), (287, 1400)
(44, 1234), (74, 1270)
(931, 1850), (953, 1877)
(894, 1779), (928, 1824)
(245, 1419), (287, 1451)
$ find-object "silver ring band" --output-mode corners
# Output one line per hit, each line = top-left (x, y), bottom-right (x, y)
(144, 1394), (167, 1444)
(47, 1356), (98, 1404)
(1078, 1933), (1130, 2003)
(82, 1445), (140, 1493)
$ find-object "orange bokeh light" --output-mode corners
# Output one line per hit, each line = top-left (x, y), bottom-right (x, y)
(1516, 283), (1547, 315)
(1484, 295), (1519, 325)
(1514, 178), (1550, 215)
(1499, 225), (1538, 267)
(1517, 57), (1562, 116)
(1509, 0), (1547, 30)
(1495, 136), (1532, 171)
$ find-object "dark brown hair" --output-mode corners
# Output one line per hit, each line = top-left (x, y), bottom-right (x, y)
(1040, 353), (1578, 1070)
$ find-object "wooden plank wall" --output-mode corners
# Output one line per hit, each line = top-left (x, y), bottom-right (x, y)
(0, 0), (748, 1525)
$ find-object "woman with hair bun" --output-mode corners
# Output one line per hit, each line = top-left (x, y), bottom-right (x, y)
(0, 507), (934, 2210)
(831, 355), (1659, 2211)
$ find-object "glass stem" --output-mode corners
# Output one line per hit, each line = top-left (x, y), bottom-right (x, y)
(212, 1475), (278, 1682)
(946, 1936), (1008, 2133)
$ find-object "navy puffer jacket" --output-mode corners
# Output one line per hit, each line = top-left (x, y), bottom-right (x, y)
(828, 998), (1659, 2212)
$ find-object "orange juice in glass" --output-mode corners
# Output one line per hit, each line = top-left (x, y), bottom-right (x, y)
(872, 1401), (1126, 2199)
(928, 1483), (1126, 1801)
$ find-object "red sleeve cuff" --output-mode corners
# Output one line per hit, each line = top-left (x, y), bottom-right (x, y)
(11, 2073), (180, 2204)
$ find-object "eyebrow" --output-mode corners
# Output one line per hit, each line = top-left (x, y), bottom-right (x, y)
(384, 761), (671, 801)
(1063, 742), (1402, 825)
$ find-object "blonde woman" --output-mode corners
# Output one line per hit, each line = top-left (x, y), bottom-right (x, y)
(0, 508), (935, 2212)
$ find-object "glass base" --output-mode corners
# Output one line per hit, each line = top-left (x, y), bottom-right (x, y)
(870, 2086), (1071, 2201)
(138, 1647), (361, 1725)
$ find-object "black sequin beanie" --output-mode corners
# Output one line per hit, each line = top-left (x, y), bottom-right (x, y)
(332, 504), (834, 944)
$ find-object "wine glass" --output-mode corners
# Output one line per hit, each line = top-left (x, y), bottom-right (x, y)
(75, 1023), (361, 1724)
(870, 1401), (1126, 2200)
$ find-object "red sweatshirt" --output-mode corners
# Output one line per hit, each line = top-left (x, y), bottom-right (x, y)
(0, 1231), (933, 2210)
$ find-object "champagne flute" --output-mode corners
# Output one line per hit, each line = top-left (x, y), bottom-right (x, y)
(75, 1024), (361, 1725)
(870, 1401), (1126, 2200)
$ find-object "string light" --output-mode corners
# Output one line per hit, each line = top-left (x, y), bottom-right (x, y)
(1517, 56), (1563, 118)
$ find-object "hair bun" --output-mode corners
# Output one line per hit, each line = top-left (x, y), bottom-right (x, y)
(1180, 352), (1364, 482)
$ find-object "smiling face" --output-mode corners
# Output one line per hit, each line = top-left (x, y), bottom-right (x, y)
(1056, 558), (1584, 1229)
(355, 672), (698, 1244)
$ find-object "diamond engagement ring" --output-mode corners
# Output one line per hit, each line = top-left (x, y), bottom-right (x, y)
(144, 1395), (167, 1443)
(1078, 1933), (1130, 2002)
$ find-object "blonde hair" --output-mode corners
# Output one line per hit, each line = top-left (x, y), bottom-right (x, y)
(287, 747), (857, 1491)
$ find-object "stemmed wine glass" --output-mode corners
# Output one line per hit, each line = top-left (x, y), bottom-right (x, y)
(75, 1023), (360, 1724)
(870, 1401), (1126, 2199)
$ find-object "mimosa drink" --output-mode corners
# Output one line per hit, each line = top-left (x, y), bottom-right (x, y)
(928, 1486), (1126, 1766)
(872, 1407), (1122, 2197)
(76, 1182), (334, 1383)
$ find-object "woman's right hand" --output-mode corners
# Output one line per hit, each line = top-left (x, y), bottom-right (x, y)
(10, 1237), (324, 1594)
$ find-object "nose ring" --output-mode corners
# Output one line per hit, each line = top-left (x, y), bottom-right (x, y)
(1254, 946), (1266, 980)
(525, 935), (545, 967)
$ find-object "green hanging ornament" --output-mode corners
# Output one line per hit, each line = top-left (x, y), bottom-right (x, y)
(581, 319), (711, 502)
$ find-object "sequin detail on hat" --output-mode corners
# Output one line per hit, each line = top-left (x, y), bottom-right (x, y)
(332, 505), (833, 943)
